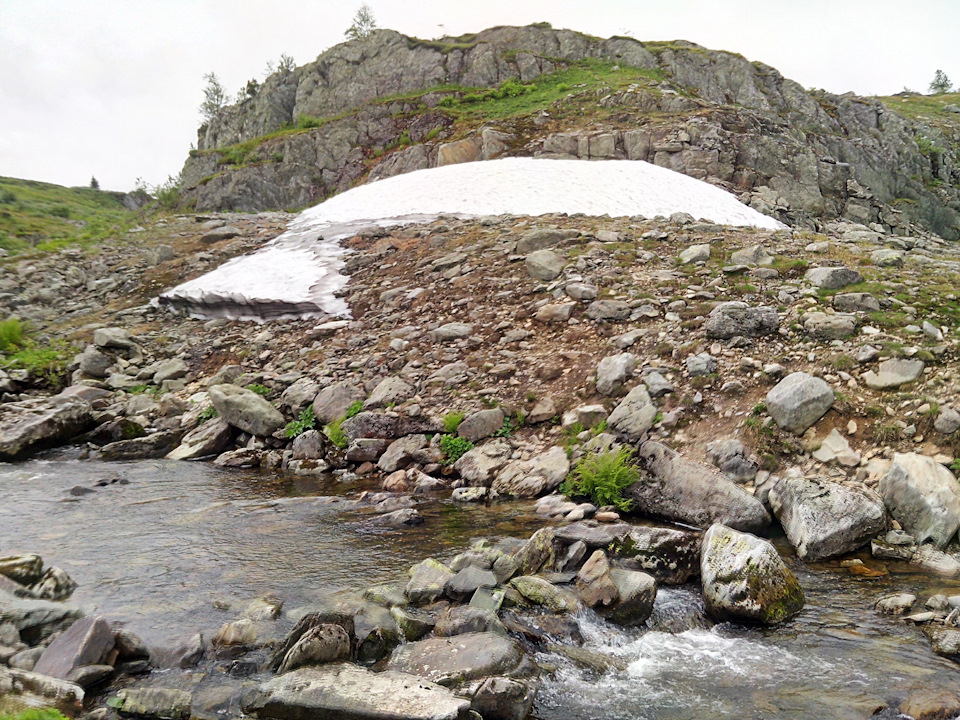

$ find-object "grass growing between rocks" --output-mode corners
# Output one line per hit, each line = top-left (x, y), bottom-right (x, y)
(562, 446), (638, 512)
(0, 176), (138, 256)
(285, 406), (316, 439)
(440, 434), (473, 465)
(0, 710), (69, 720)
(0, 317), (74, 388)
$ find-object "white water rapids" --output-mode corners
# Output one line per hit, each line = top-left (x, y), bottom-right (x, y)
(160, 158), (783, 320)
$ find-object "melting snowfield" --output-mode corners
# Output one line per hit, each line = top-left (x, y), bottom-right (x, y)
(160, 158), (784, 320)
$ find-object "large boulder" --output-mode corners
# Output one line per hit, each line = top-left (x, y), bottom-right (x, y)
(167, 418), (234, 460)
(769, 476), (886, 561)
(700, 524), (805, 624)
(602, 569), (657, 626)
(312, 382), (366, 424)
(245, 664), (471, 720)
(384, 632), (524, 687)
(606, 385), (658, 441)
(492, 446), (569, 498)
(879, 453), (960, 547)
(0, 392), (92, 460)
(704, 302), (779, 339)
(0, 589), (82, 644)
(628, 442), (770, 533)
(525, 250), (566, 281)
(804, 266), (863, 289)
(208, 384), (285, 437)
(765, 372), (834, 434)
(615, 526), (701, 584)
(33, 616), (115, 680)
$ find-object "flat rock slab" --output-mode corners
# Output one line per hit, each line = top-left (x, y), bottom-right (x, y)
(246, 664), (473, 720)
(863, 359), (925, 390)
(0, 393), (92, 460)
(385, 632), (523, 686)
(34, 616), (115, 680)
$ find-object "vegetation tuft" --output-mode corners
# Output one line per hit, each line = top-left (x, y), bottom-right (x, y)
(285, 406), (316, 438)
(561, 446), (639, 512)
(440, 434), (473, 465)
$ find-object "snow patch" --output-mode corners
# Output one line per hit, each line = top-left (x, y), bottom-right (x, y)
(160, 158), (783, 321)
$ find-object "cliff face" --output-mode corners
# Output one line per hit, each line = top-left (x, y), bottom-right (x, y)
(180, 25), (960, 240)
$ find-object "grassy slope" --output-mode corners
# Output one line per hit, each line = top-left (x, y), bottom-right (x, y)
(876, 92), (960, 135)
(0, 176), (138, 255)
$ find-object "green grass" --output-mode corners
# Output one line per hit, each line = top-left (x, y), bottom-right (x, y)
(345, 400), (364, 419)
(323, 417), (349, 449)
(246, 383), (271, 396)
(442, 411), (465, 433)
(877, 92), (960, 131)
(0, 318), (74, 388)
(440, 434), (473, 465)
(285, 406), (316, 438)
(0, 710), (70, 720)
(0, 176), (137, 256)
(561, 446), (639, 512)
(0, 318), (24, 353)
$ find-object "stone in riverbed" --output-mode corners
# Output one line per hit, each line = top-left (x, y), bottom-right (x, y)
(0, 555), (43, 586)
(509, 576), (578, 613)
(208, 384), (285, 437)
(879, 453), (960, 547)
(385, 632), (524, 687)
(471, 676), (537, 720)
(765, 372), (834, 434)
(445, 566), (497, 602)
(276, 623), (351, 673)
(406, 558), (454, 605)
(33, 616), (115, 680)
(575, 550), (619, 608)
(166, 418), (233, 460)
(491, 446), (569, 499)
(0, 392), (92, 460)
(0, 589), (83, 644)
(700, 524), (804, 625)
(116, 687), (193, 720)
(629, 441), (770, 533)
(601, 569), (657, 626)
(458, 408), (505, 442)
(0, 666), (84, 716)
(99, 429), (184, 461)
(246, 664), (471, 720)
(769, 476), (885, 561)
(613, 526), (701, 585)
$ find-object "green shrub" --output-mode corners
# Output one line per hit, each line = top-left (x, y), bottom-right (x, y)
(0, 709), (70, 720)
(442, 411), (466, 433)
(323, 418), (349, 449)
(246, 383), (271, 396)
(440, 434), (473, 465)
(0, 318), (24, 353)
(561, 446), (639, 512)
(285, 406), (317, 439)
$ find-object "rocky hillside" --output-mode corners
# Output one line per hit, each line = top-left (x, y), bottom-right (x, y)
(179, 24), (959, 240)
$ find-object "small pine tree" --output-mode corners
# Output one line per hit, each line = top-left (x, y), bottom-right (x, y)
(345, 4), (377, 40)
(278, 53), (295, 73)
(199, 72), (226, 122)
(89, 176), (99, 190)
(929, 69), (953, 95)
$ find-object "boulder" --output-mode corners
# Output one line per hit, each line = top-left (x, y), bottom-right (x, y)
(445, 566), (497, 603)
(0, 666), (84, 715)
(700, 524), (805, 624)
(730, 244), (774, 266)
(364, 376), (415, 409)
(769, 476), (886, 561)
(833, 292), (880, 313)
(153, 359), (189, 384)
(33, 616), (115, 680)
(704, 302), (779, 339)
(0, 392), (92, 459)
(433, 606), (505, 637)
(431, 323), (474, 342)
(802, 312), (858, 340)
(595, 354), (636, 396)
(280, 377), (320, 412)
(508, 577), (578, 613)
(765, 372), (834, 434)
(245, 664), (471, 720)
(453, 440), (512, 487)
(871, 248), (904, 267)
(312, 382), (365, 424)
(115, 688), (192, 720)
(406, 558), (454, 605)
(471, 676), (537, 720)
(208, 384), (285, 436)
(0, 555), (43, 585)
(525, 250), (566, 281)
(811, 428), (861, 467)
(276, 623), (351, 673)
(686, 353), (717, 376)
(935, 407), (960, 435)
(516, 228), (579, 254)
(602, 569), (657, 626)
(586, 300), (631, 322)
(606, 385), (658, 441)
(575, 551), (619, 608)
(0, 589), (83, 644)
(99, 430), (184, 460)
(863, 358), (925, 390)
(879, 453), (960, 547)
(384, 632), (524, 686)
(629, 441), (770, 533)
(615, 526), (701, 584)
(512, 527), (556, 576)
(377, 434), (428, 473)
(458, 408), (505, 442)
(678, 244), (710, 264)
(705, 438), (758, 482)
(492, 446), (569, 498)
(804, 266), (863, 289)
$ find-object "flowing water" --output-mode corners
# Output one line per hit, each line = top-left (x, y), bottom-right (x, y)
(2, 455), (959, 718)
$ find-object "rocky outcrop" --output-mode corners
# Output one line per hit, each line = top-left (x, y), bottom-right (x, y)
(0, 392), (92, 460)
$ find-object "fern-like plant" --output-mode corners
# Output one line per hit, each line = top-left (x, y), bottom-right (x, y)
(285, 406), (316, 439)
(561, 446), (639, 512)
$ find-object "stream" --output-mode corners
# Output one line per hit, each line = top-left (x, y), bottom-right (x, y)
(2, 455), (959, 719)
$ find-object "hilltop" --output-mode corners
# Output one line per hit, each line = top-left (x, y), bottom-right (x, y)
(178, 23), (959, 241)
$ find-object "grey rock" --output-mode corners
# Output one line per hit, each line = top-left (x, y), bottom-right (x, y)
(492, 446), (569, 498)
(0, 555), (43, 585)
(804, 266), (863, 289)
(534, 303), (575, 323)
(431, 322), (474, 342)
(364, 376), (415, 409)
(704, 302), (779, 339)
(166, 418), (233, 460)
(678, 244), (711, 264)
(458, 408), (505, 442)
(929, 627), (960, 657)
(765, 372), (834, 434)
(377, 434), (428, 472)
(602, 569), (657, 626)
(871, 248), (904, 267)
(705, 438), (758, 482)
(453, 440), (512, 486)
(277, 623), (351, 673)
(525, 250), (567, 281)
(152, 359), (189, 384)
(617, 526), (701, 584)
(208, 384), (285, 436)
(700, 523), (804, 624)
(595, 353), (636, 396)
(200, 225), (241, 243)
(93, 327), (136, 351)
(77, 347), (114, 378)
(433, 606), (504, 637)
(512, 527), (556, 577)
(471, 676), (536, 720)
(730, 244), (774, 266)
(245, 664), (470, 720)
(509, 576), (578, 613)
(406, 558), (454, 605)
(565, 282), (598, 301)
(445, 566), (497, 602)
(516, 228), (579, 254)
(99, 430), (184, 461)
(0, 392), (92, 460)
(630, 441), (770, 533)
(686, 353), (717, 376)
(643, 371), (673, 397)
(0, 589), (82, 644)
(280, 377), (320, 412)
(291, 429), (326, 460)
(803, 312), (857, 340)
(863, 358), (925, 390)
(879, 453), (960, 547)
(384, 632), (523, 686)
(575, 550), (619, 608)
(769, 476), (886, 561)
(586, 300), (631, 322)
(553, 521), (631, 549)
(875, 593), (916, 615)
(34, 616), (115, 680)
(0, 666), (84, 715)
(312, 382), (366, 424)
(935, 408), (960, 435)
(345, 438), (390, 463)
(607, 385), (657, 441)
(833, 292), (880, 313)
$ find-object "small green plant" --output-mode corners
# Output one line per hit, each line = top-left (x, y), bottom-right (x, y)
(247, 383), (271, 396)
(344, 400), (364, 419)
(0, 318), (24, 353)
(442, 411), (466, 433)
(751, 402), (767, 416)
(0, 709), (70, 720)
(561, 446), (639, 512)
(323, 417), (349, 449)
(440, 434), (474, 465)
(198, 406), (219, 424)
(285, 406), (317, 438)
(950, 458), (960, 474)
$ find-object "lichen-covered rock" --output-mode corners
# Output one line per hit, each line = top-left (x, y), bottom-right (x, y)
(704, 302), (779, 339)
(406, 558), (455, 605)
(601, 569), (657, 626)
(384, 632), (524, 686)
(769, 476), (886, 561)
(700, 523), (804, 625)
(509, 576), (578, 613)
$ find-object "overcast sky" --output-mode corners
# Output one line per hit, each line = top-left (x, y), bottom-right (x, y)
(2, 0), (958, 192)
